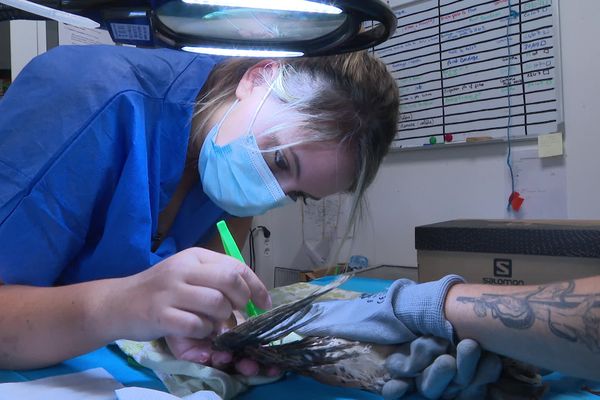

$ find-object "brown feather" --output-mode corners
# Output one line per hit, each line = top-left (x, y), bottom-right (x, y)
(213, 274), (351, 351)
(212, 276), (547, 397)
(212, 275), (399, 393)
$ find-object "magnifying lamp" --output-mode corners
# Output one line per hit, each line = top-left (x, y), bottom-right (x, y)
(0, 0), (397, 57)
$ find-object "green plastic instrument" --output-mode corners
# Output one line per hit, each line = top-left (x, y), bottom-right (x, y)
(216, 220), (262, 317)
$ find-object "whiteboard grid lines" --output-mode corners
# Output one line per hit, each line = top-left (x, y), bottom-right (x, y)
(380, 0), (559, 148)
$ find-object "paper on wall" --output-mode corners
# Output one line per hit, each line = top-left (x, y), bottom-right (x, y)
(505, 148), (567, 219)
(301, 194), (352, 242)
(58, 23), (115, 45)
(300, 194), (353, 265)
(538, 132), (564, 158)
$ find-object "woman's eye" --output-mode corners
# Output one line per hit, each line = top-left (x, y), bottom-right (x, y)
(274, 150), (289, 171)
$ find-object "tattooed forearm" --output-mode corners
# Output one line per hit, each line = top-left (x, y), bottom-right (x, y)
(456, 280), (600, 352)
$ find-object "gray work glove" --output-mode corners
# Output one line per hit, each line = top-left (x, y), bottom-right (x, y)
(381, 337), (502, 399)
(294, 275), (465, 344)
(291, 276), (503, 399)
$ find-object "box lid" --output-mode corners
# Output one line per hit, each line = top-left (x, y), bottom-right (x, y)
(415, 220), (600, 258)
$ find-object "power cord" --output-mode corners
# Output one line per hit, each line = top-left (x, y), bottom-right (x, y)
(506, 6), (520, 210)
(248, 225), (271, 272)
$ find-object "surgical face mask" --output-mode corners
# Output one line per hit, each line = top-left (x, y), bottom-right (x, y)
(198, 91), (293, 217)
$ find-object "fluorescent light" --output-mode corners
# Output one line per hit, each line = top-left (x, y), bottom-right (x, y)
(182, 46), (304, 57)
(0, 0), (100, 28)
(182, 0), (342, 15)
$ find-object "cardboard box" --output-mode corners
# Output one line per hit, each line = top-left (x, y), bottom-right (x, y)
(416, 220), (600, 285)
(272, 266), (338, 287)
(301, 266), (333, 281)
(300, 265), (418, 282)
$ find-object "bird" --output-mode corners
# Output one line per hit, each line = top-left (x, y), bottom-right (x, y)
(212, 275), (547, 398)
(212, 274), (396, 393)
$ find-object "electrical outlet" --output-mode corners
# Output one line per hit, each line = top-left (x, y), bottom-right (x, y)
(263, 237), (271, 257)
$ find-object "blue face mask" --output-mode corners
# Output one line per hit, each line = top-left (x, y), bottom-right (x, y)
(198, 95), (292, 217)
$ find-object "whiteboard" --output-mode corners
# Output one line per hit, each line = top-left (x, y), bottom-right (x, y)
(374, 0), (563, 149)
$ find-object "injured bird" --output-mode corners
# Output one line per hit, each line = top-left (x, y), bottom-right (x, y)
(212, 275), (548, 399)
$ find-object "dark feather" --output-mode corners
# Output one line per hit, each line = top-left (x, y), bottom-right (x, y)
(211, 274), (397, 394)
(213, 274), (351, 351)
(210, 275), (544, 397)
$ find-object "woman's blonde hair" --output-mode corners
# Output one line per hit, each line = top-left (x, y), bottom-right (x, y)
(192, 52), (399, 253)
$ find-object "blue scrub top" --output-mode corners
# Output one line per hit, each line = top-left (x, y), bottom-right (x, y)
(0, 45), (228, 286)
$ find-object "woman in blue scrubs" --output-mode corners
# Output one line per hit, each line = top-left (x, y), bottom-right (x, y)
(2, 46), (600, 397)
(0, 45), (399, 373)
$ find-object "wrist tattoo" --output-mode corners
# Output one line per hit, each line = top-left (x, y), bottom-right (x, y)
(456, 281), (600, 352)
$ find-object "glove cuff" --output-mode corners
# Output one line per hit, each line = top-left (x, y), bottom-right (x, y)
(393, 275), (466, 343)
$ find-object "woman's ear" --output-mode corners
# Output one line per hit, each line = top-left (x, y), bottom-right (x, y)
(235, 60), (279, 100)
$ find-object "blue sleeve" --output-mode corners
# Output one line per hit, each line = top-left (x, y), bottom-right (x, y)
(0, 45), (200, 223)
(0, 47), (104, 285)
(0, 45), (214, 286)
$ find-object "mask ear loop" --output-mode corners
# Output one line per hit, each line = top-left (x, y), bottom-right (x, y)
(214, 85), (272, 144)
(247, 86), (274, 136)
(213, 99), (239, 142)
(244, 85), (290, 202)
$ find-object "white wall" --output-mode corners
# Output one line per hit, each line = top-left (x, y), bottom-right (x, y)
(5, 2), (598, 287)
(9, 20), (46, 80)
(560, 0), (600, 220)
(251, 0), (600, 286)
(4, 22), (112, 83)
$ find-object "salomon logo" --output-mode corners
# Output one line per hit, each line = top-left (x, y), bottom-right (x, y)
(493, 258), (512, 277)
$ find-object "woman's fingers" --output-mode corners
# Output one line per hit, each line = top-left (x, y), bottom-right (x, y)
(234, 359), (281, 377)
(166, 335), (270, 379)
(235, 358), (260, 376)
(161, 309), (214, 339)
(185, 248), (272, 310)
(211, 351), (233, 368)
(265, 366), (282, 377)
(176, 286), (233, 321)
(179, 262), (250, 311)
(165, 336), (214, 364)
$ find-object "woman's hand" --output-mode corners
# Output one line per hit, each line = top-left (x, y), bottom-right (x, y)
(0, 247), (272, 370)
(113, 247), (272, 342)
(164, 335), (281, 377)
(165, 311), (281, 377)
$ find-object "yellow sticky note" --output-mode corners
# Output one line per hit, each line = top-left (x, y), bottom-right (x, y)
(538, 132), (563, 158)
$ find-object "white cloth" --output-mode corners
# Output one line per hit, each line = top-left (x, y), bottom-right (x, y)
(0, 368), (122, 400)
(116, 339), (281, 400)
(115, 387), (222, 400)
